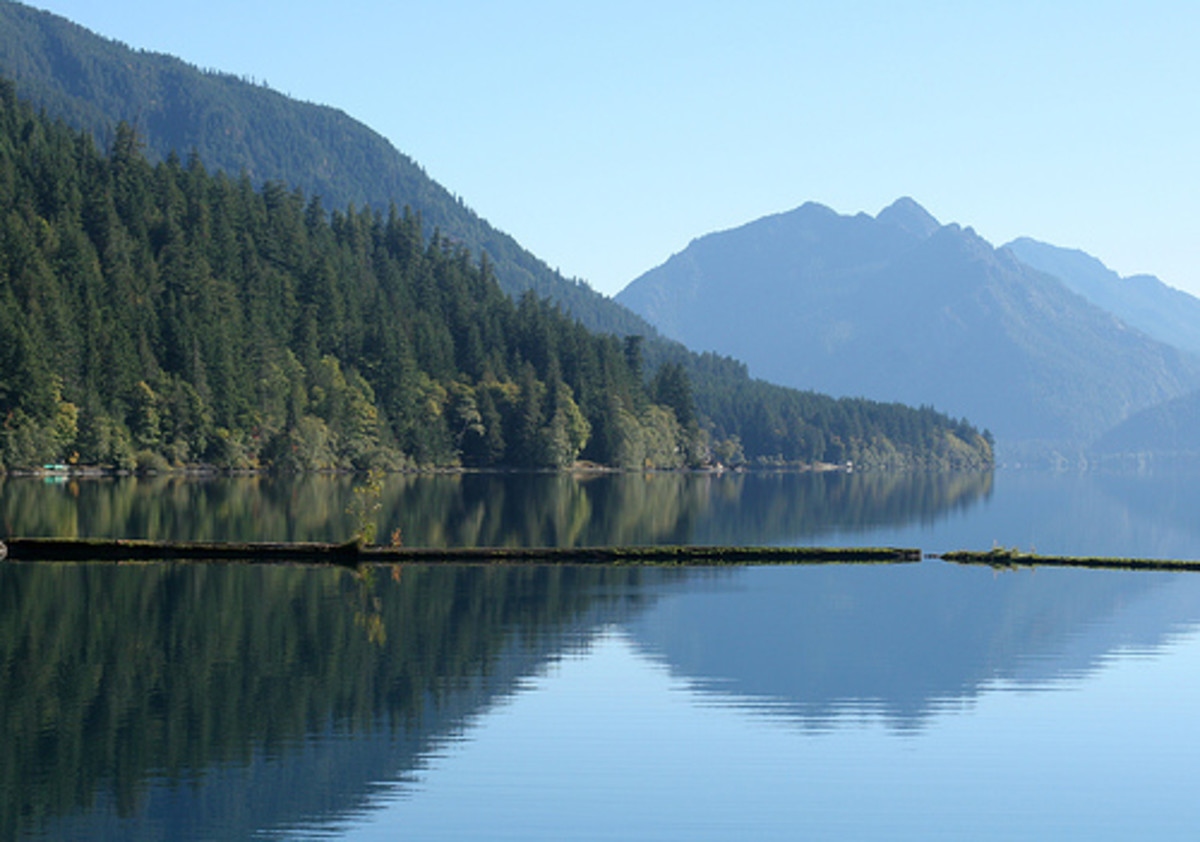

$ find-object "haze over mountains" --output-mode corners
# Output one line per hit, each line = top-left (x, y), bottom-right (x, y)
(617, 199), (1200, 455)
(1002, 239), (1200, 459)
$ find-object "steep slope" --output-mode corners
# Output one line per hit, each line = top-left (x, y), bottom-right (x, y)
(617, 199), (1200, 451)
(1004, 237), (1200, 355)
(0, 0), (651, 337)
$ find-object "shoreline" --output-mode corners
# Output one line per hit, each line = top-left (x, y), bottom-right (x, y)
(0, 460), (893, 480)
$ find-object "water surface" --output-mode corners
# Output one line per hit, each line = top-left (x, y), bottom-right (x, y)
(4, 468), (1200, 839)
(3, 467), (1198, 558)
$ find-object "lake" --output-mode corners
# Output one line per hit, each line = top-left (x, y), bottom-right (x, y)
(4, 468), (1200, 840)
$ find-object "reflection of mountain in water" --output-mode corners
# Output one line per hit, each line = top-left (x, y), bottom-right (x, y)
(0, 563), (686, 841)
(625, 563), (1200, 731)
(921, 469), (1200, 559)
(0, 470), (993, 547)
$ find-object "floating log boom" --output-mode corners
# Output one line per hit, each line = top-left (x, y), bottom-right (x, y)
(938, 549), (1200, 572)
(0, 538), (919, 566)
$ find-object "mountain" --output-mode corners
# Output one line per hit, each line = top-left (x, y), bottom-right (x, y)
(875, 195), (941, 239)
(616, 198), (1200, 453)
(1004, 237), (1200, 355)
(0, 0), (650, 338)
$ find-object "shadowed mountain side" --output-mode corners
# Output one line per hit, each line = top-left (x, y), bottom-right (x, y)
(617, 199), (1200, 452)
(1005, 237), (1200, 355)
(0, 0), (652, 337)
(625, 563), (1200, 731)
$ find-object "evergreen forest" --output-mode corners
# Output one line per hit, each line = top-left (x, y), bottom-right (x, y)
(0, 79), (992, 472)
(0, 0), (651, 337)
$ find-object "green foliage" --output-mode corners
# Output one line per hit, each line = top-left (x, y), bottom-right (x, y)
(0, 1), (657, 337)
(0, 84), (694, 470)
(347, 467), (386, 545)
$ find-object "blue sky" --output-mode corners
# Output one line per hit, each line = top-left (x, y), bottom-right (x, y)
(22, 1), (1200, 298)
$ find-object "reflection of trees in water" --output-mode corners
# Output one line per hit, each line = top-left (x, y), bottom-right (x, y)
(678, 471), (994, 543)
(0, 474), (362, 542)
(0, 563), (676, 841)
(373, 471), (994, 546)
(0, 470), (994, 547)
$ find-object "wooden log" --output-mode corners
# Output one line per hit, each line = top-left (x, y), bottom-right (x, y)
(2, 537), (362, 565)
(0, 537), (920, 566)
(938, 549), (1200, 572)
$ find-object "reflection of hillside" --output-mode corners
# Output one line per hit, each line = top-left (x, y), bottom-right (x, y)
(675, 471), (994, 544)
(933, 470), (1200, 560)
(0, 470), (994, 548)
(0, 474), (364, 542)
(626, 563), (1200, 731)
(0, 563), (683, 841)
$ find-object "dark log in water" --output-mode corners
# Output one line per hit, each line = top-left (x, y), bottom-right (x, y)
(938, 549), (1200, 572)
(0, 538), (919, 566)
(1, 538), (362, 564)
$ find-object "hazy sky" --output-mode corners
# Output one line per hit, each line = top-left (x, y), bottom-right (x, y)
(22, 1), (1200, 298)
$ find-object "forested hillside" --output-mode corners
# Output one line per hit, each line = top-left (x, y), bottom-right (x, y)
(0, 81), (992, 471)
(0, 0), (649, 336)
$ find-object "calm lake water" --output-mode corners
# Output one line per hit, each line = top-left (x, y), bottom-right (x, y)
(4, 468), (1200, 840)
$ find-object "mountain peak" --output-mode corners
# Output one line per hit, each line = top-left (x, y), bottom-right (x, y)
(876, 197), (941, 239)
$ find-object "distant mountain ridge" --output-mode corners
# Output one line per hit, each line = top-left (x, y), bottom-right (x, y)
(616, 198), (1200, 453)
(1003, 237), (1200, 355)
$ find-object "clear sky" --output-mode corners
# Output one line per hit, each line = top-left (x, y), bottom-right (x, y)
(20, 1), (1200, 298)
